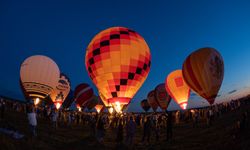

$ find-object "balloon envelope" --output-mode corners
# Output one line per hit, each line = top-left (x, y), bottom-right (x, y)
(74, 83), (94, 106)
(86, 95), (99, 110)
(50, 73), (71, 108)
(182, 47), (224, 105)
(147, 90), (158, 112)
(20, 55), (60, 100)
(62, 90), (74, 108)
(85, 27), (151, 112)
(165, 70), (190, 110)
(141, 99), (151, 112)
(155, 83), (171, 111)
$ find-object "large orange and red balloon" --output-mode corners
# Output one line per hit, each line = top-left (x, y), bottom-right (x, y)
(74, 83), (94, 107)
(155, 83), (171, 111)
(165, 70), (190, 110)
(20, 55), (60, 101)
(85, 27), (151, 113)
(182, 47), (224, 105)
(147, 90), (158, 112)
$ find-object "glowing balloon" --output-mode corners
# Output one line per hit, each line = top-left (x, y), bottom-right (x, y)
(182, 47), (224, 105)
(155, 83), (171, 111)
(141, 99), (151, 112)
(20, 55), (60, 100)
(147, 90), (158, 112)
(50, 73), (71, 109)
(99, 91), (111, 107)
(74, 83), (94, 106)
(85, 27), (151, 113)
(165, 70), (190, 110)
(95, 105), (104, 113)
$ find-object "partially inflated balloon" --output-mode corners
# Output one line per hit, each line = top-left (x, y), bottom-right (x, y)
(85, 27), (151, 113)
(50, 73), (71, 109)
(182, 47), (224, 105)
(74, 83), (94, 106)
(86, 95), (98, 111)
(147, 90), (158, 112)
(141, 99), (151, 112)
(165, 70), (190, 110)
(155, 83), (171, 111)
(20, 55), (60, 100)
(62, 90), (74, 108)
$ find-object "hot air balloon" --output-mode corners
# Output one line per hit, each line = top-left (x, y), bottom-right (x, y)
(74, 83), (94, 107)
(182, 47), (224, 105)
(62, 90), (74, 109)
(95, 97), (104, 113)
(85, 27), (151, 113)
(20, 55), (60, 104)
(147, 90), (158, 112)
(155, 83), (171, 111)
(86, 95), (99, 111)
(165, 70), (190, 110)
(50, 73), (71, 109)
(141, 99), (151, 112)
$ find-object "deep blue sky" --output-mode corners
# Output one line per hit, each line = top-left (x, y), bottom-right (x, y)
(0, 0), (250, 111)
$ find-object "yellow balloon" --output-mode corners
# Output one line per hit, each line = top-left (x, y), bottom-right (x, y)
(165, 70), (190, 110)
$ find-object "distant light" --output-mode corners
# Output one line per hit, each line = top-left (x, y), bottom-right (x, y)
(108, 107), (113, 114)
(181, 103), (187, 110)
(34, 98), (40, 105)
(55, 102), (61, 110)
(114, 101), (122, 113)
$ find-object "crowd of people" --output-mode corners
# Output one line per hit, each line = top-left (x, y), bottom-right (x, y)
(0, 95), (249, 147)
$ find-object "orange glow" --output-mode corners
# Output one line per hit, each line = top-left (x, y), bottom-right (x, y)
(34, 98), (40, 106)
(95, 104), (103, 113)
(108, 107), (114, 114)
(166, 70), (190, 110)
(76, 104), (81, 112)
(113, 101), (122, 113)
(55, 102), (62, 110)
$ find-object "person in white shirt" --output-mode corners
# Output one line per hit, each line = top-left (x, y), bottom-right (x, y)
(27, 104), (37, 137)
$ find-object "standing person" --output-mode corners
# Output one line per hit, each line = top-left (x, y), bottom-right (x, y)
(116, 119), (123, 147)
(166, 111), (173, 141)
(27, 103), (37, 137)
(96, 115), (105, 144)
(126, 116), (136, 146)
(142, 116), (152, 144)
(51, 109), (58, 130)
(193, 110), (199, 128)
(76, 113), (80, 125)
(0, 98), (6, 120)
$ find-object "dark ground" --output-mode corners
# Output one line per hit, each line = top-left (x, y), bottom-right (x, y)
(0, 104), (250, 150)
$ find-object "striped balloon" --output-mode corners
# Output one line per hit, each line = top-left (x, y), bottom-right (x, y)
(147, 90), (158, 112)
(74, 83), (94, 106)
(182, 47), (224, 105)
(155, 83), (171, 111)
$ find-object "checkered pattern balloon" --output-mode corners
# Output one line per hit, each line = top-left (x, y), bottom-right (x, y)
(85, 27), (151, 106)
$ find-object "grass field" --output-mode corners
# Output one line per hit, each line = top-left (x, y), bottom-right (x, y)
(0, 104), (250, 150)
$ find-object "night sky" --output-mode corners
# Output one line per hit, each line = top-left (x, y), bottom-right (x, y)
(0, 0), (250, 111)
